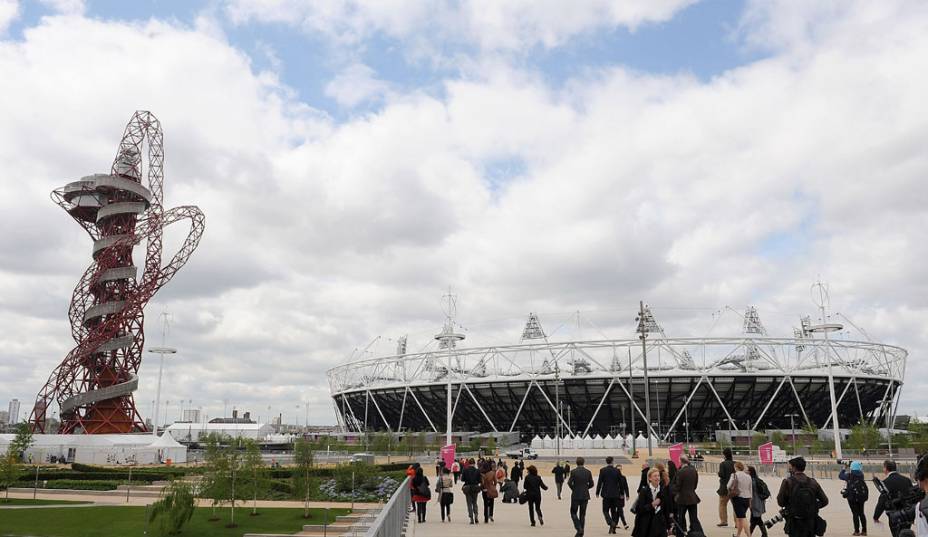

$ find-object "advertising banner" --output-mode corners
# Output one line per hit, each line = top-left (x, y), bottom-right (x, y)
(669, 443), (684, 467)
(759, 442), (774, 464)
(441, 443), (456, 468)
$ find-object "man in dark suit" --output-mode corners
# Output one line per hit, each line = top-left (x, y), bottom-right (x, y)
(874, 459), (915, 537)
(597, 456), (623, 534)
(569, 456), (595, 537)
(673, 454), (702, 537)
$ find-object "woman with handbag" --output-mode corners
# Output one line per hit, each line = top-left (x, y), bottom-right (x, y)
(481, 461), (499, 523)
(522, 464), (548, 526)
(727, 461), (753, 537)
(412, 466), (432, 523)
(437, 466), (454, 522)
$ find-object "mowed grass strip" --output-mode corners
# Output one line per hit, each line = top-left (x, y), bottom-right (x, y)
(0, 505), (349, 536)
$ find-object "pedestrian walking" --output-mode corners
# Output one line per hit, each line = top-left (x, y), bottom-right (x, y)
(839, 461), (869, 536)
(413, 466), (432, 523)
(523, 464), (548, 527)
(452, 459), (461, 483)
(673, 454), (702, 537)
(728, 461), (753, 537)
(461, 457), (482, 524)
(437, 466), (454, 522)
(512, 460), (524, 487)
(615, 464), (630, 530)
(776, 457), (828, 537)
(717, 447), (735, 527)
(748, 465), (769, 537)
(553, 461), (568, 499)
(568, 456), (595, 537)
(874, 460), (911, 537)
(481, 461), (499, 523)
(597, 455), (624, 534)
(632, 468), (671, 537)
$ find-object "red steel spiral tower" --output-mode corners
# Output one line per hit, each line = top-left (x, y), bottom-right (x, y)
(30, 111), (205, 434)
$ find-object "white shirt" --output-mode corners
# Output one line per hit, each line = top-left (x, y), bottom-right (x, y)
(916, 498), (928, 537)
(650, 484), (662, 513)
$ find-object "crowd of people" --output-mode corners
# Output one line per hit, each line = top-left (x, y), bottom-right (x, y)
(401, 449), (928, 537)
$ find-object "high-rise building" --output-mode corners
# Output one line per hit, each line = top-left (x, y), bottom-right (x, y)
(0, 410), (8, 425)
(182, 409), (201, 423)
(8, 399), (21, 424)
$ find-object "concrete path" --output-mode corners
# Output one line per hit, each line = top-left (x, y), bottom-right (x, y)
(410, 463), (894, 537)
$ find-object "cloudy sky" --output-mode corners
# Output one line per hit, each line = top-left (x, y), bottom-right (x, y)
(0, 0), (926, 427)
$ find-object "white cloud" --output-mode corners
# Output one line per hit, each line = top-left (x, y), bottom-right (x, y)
(1, 1), (927, 426)
(324, 63), (391, 107)
(39, 0), (85, 16)
(224, 0), (697, 53)
(0, 0), (18, 34)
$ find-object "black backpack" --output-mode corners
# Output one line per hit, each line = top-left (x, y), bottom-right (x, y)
(847, 477), (869, 503)
(789, 477), (819, 524)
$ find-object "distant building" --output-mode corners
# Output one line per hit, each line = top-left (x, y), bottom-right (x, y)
(209, 410), (255, 424)
(7, 399), (20, 424)
(0, 411), (8, 425)
(182, 409), (201, 423)
(165, 422), (274, 443)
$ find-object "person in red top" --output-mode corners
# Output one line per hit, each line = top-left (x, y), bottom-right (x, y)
(407, 464), (417, 513)
(412, 466), (432, 523)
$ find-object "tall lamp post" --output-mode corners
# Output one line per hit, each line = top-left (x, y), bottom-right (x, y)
(787, 413), (799, 455)
(436, 291), (464, 448)
(810, 282), (844, 461)
(148, 345), (176, 436)
(627, 347), (636, 458)
(636, 301), (654, 457)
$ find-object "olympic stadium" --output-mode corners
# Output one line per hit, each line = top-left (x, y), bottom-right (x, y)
(327, 305), (907, 442)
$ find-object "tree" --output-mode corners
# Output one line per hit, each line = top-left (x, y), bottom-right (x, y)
(292, 437), (314, 518)
(847, 424), (881, 451)
(148, 480), (196, 535)
(199, 435), (226, 521)
(0, 448), (23, 501)
(10, 423), (34, 462)
(750, 432), (768, 449)
(770, 431), (786, 447)
(241, 439), (267, 516)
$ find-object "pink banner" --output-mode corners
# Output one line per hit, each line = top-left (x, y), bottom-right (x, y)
(668, 443), (684, 467)
(758, 442), (774, 464)
(441, 444), (456, 469)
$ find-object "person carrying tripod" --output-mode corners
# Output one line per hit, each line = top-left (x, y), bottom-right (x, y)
(776, 456), (828, 537)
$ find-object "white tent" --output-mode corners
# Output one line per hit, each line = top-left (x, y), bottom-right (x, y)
(150, 433), (187, 464)
(542, 435), (555, 449)
(580, 435), (594, 449)
(0, 433), (187, 465)
(592, 434), (604, 449)
(530, 435), (544, 449)
(604, 434), (619, 449)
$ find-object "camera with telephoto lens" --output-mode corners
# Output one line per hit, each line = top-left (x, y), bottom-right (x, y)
(872, 475), (926, 536)
(763, 508), (787, 529)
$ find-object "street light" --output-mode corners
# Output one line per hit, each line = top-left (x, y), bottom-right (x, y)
(148, 345), (176, 436)
(636, 301), (654, 457)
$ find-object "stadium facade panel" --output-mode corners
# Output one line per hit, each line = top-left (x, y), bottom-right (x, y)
(328, 337), (905, 441)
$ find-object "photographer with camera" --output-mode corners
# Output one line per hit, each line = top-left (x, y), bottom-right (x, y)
(875, 460), (915, 537)
(840, 460), (869, 536)
(776, 456), (828, 537)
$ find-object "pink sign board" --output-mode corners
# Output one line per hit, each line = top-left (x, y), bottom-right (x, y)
(758, 442), (774, 464)
(668, 443), (684, 467)
(441, 444), (456, 469)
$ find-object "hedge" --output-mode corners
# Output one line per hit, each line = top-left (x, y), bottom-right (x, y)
(43, 480), (121, 491)
(71, 463), (186, 477)
(19, 471), (163, 483)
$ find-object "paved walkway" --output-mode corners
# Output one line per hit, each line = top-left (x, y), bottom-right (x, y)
(409, 463), (893, 537)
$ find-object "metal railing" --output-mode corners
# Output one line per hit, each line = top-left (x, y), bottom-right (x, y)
(365, 476), (410, 537)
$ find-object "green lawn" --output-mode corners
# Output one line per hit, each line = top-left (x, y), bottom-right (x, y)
(0, 498), (91, 506)
(0, 505), (350, 537)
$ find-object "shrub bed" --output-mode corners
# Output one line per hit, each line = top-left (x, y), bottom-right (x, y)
(43, 480), (121, 491)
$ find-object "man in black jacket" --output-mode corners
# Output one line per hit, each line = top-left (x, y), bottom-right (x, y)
(553, 461), (568, 499)
(717, 447), (735, 527)
(597, 456), (624, 534)
(568, 456), (595, 537)
(673, 454), (702, 537)
(873, 459), (915, 537)
(461, 459), (482, 524)
(777, 457), (828, 537)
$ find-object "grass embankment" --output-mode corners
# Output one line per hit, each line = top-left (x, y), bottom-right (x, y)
(0, 498), (91, 506)
(0, 506), (349, 536)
